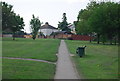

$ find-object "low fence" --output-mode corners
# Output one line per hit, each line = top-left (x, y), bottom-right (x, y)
(1, 34), (13, 37)
(39, 34), (94, 41)
(1, 34), (24, 38)
(71, 35), (94, 41)
(1, 34), (94, 41)
(39, 34), (71, 39)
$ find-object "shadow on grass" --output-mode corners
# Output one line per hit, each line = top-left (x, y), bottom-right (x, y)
(74, 54), (94, 59)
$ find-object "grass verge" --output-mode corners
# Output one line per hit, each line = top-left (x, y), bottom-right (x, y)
(66, 40), (118, 79)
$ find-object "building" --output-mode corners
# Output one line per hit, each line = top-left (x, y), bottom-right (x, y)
(39, 22), (59, 36)
(68, 24), (76, 34)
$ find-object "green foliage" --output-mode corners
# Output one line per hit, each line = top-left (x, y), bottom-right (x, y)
(2, 2), (25, 40)
(76, 1), (119, 44)
(30, 15), (41, 40)
(76, 20), (89, 35)
(58, 13), (71, 32)
(2, 2), (13, 31)
(76, 2), (98, 35)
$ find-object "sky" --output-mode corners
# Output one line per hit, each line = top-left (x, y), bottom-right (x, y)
(2, 0), (119, 33)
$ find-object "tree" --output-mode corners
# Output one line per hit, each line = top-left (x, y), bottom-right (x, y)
(2, 2), (25, 40)
(76, 7), (94, 42)
(58, 13), (71, 32)
(2, 1), (13, 31)
(88, 2), (119, 44)
(76, 1), (119, 44)
(76, 9), (92, 35)
(30, 14), (41, 40)
(10, 14), (25, 40)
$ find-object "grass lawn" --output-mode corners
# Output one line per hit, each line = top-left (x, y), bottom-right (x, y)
(66, 40), (118, 79)
(2, 59), (55, 79)
(3, 38), (60, 62)
(2, 37), (60, 79)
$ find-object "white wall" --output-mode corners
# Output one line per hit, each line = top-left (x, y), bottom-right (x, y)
(39, 29), (58, 36)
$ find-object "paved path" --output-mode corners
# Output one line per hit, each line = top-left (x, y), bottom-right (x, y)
(1, 57), (55, 64)
(54, 40), (80, 79)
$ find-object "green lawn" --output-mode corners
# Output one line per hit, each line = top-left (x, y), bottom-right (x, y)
(3, 38), (60, 62)
(66, 40), (118, 79)
(2, 59), (55, 79)
(2, 38), (60, 79)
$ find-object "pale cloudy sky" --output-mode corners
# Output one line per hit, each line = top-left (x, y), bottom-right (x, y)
(2, 0), (119, 33)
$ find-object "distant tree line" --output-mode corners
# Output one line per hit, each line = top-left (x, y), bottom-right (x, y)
(1, 2), (25, 40)
(75, 1), (119, 45)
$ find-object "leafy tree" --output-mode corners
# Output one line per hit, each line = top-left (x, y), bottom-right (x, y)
(88, 2), (119, 44)
(2, 2), (13, 31)
(2, 2), (25, 40)
(76, 6), (94, 42)
(88, 2), (105, 44)
(76, 1), (119, 44)
(58, 13), (71, 32)
(10, 14), (25, 40)
(30, 14), (41, 40)
(76, 9), (92, 35)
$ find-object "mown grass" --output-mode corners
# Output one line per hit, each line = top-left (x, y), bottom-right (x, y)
(3, 38), (60, 62)
(65, 40), (118, 79)
(2, 59), (55, 79)
(2, 37), (60, 79)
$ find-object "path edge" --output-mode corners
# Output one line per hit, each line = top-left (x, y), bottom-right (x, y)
(65, 40), (83, 79)
(54, 40), (61, 79)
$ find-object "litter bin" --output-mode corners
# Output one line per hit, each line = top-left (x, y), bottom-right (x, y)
(76, 46), (86, 57)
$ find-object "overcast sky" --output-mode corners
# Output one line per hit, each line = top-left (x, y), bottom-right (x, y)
(2, 0), (119, 33)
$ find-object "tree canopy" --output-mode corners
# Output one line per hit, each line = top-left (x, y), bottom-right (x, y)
(76, 1), (119, 44)
(30, 14), (41, 40)
(2, 2), (25, 40)
(58, 13), (71, 32)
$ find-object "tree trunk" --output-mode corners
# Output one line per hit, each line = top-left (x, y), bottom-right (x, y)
(89, 34), (92, 43)
(102, 35), (106, 45)
(32, 37), (36, 40)
(102, 41), (105, 45)
(109, 36), (113, 45)
(97, 34), (100, 44)
(12, 33), (15, 40)
(13, 37), (15, 40)
(110, 39), (112, 45)
(114, 36), (117, 45)
(118, 32), (120, 45)
(54, 35), (55, 39)
(90, 38), (92, 43)
(32, 34), (36, 40)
